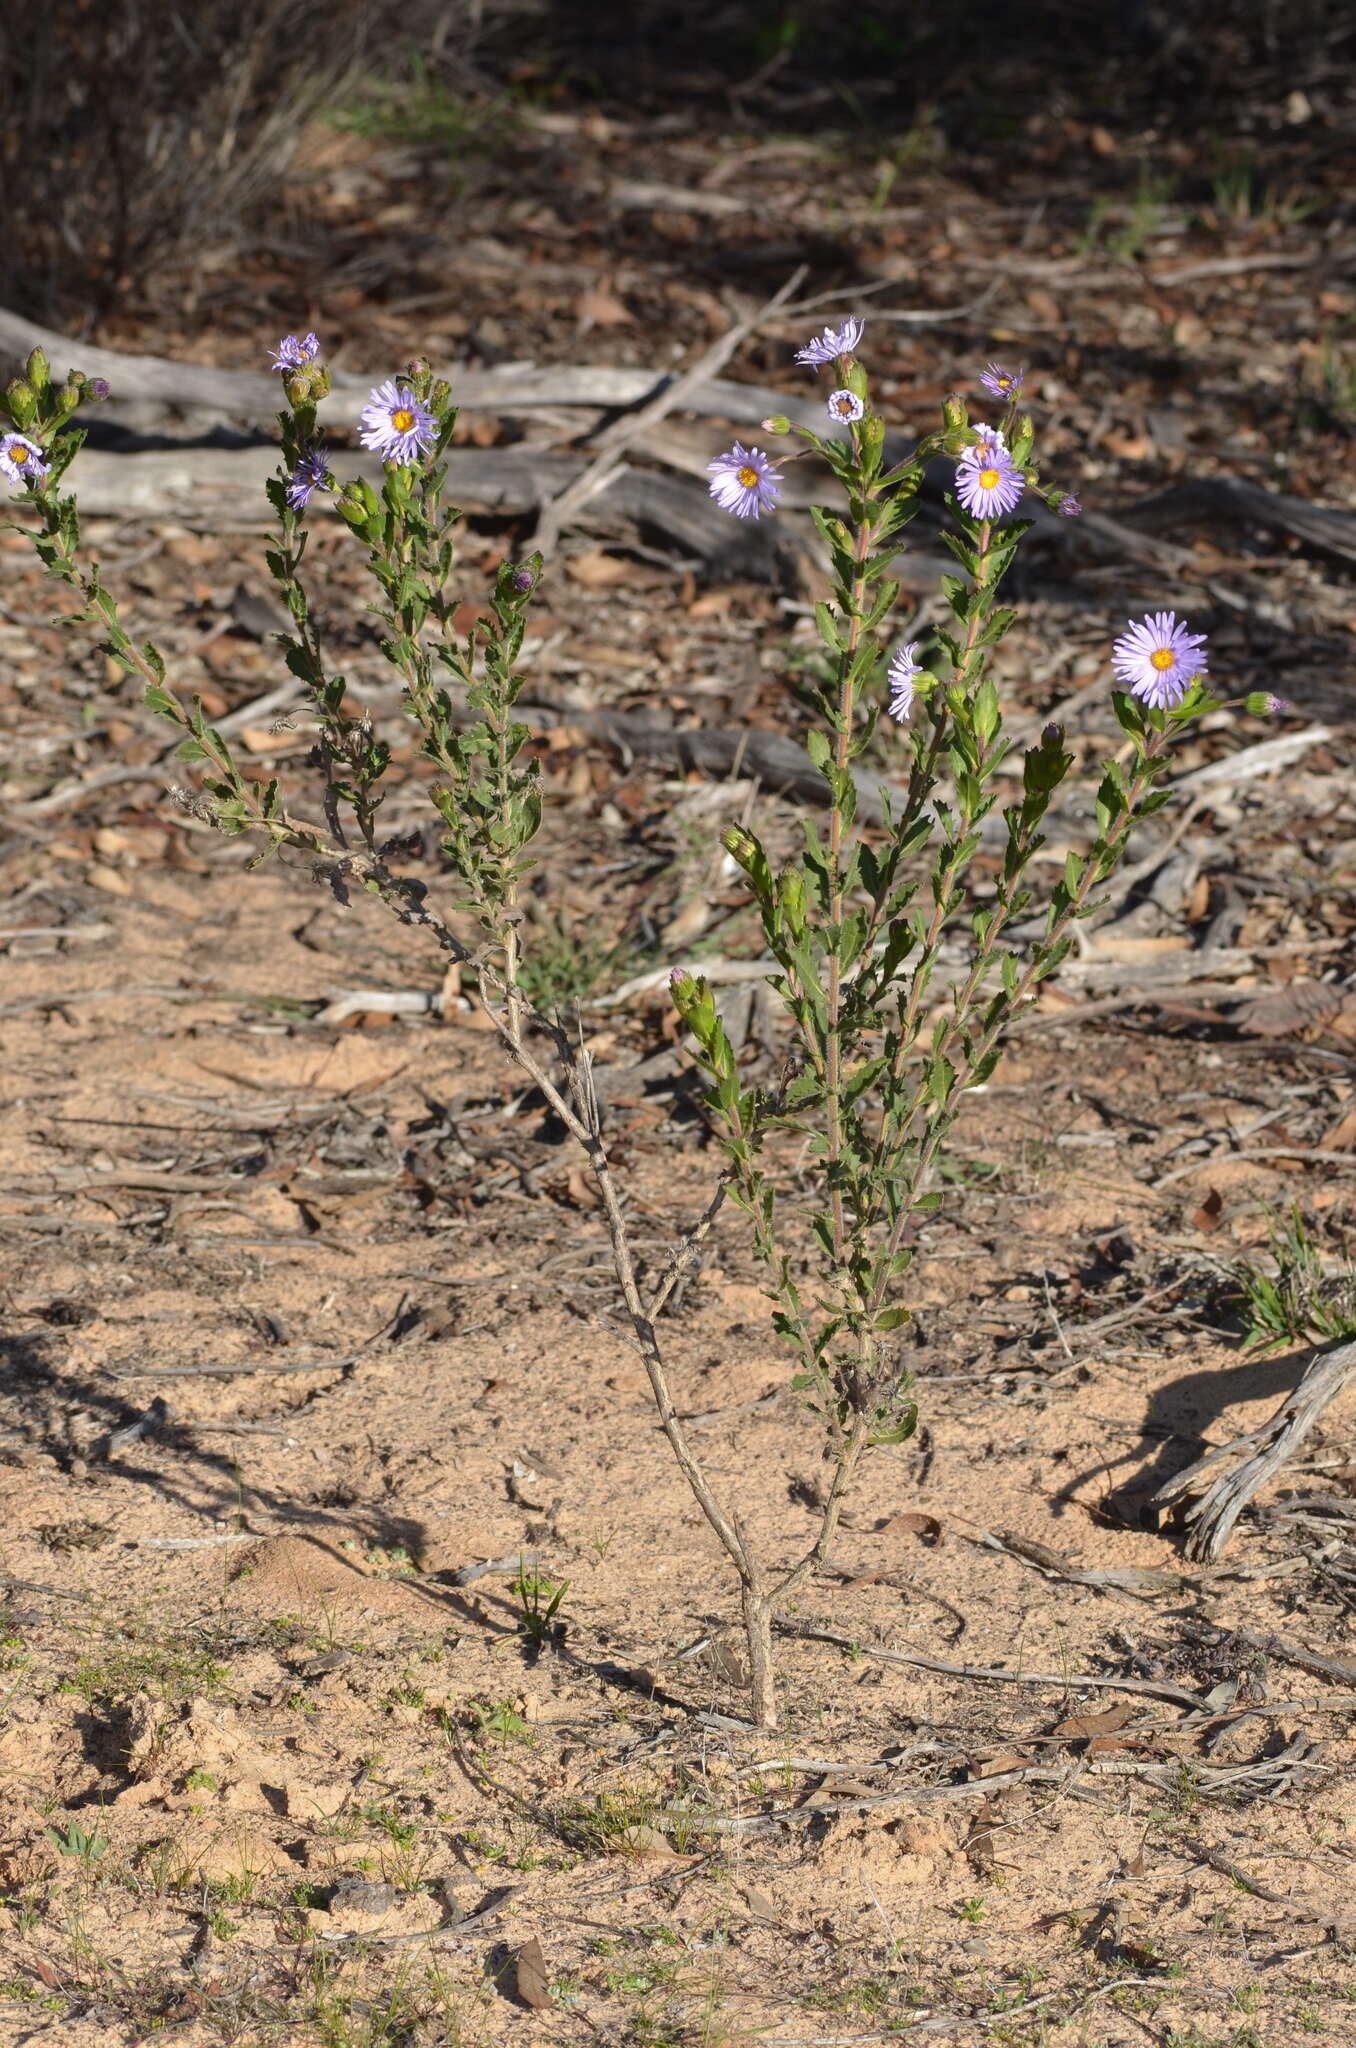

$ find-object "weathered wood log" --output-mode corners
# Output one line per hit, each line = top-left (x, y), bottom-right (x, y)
(0, 306), (827, 435)
(1146, 1339), (1356, 1560)
(8, 308), (1356, 570)
(52, 442), (797, 578)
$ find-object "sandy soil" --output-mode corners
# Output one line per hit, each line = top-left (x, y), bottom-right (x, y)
(1, 846), (1354, 2046)
(4, 24), (1356, 2037)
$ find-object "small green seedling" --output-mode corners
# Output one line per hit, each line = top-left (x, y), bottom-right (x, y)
(46, 1820), (109, 1867)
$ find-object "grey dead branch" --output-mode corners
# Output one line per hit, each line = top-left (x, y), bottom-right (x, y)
(1148, 1339), (1356, 1561)
(6, 307), (1356, 574)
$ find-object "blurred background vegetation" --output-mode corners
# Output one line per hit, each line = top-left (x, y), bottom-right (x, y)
(3, 0), (1350, 328)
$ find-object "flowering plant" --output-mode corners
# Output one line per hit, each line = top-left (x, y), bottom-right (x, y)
(1, 328), (1260, 1727)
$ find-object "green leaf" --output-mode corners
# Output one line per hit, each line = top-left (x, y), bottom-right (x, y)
(868, 1407), (918, 1446)
(814, 601), (845, 652)
(804, 727), (833, 775)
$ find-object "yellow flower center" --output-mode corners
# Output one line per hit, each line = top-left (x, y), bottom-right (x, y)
(737, 465), (760, 488)
(392, 408), (416, 433)
(998, 376), (1012, 392)
(834, 396), (854, 414)
(978, 467), (1000, 489)
(1150, 647), (1176, 671)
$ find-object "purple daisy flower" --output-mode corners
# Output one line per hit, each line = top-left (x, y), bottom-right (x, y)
(269, 332), (320, 372)
(359, 379), (438, 466)
(826, 388), (865, 424)
(0, 432), (48, 487)
(980, 361), (1023, 402)
(887, 642), (921, 723)
(707, 442), (783, 519)
(795, 317), (865, 367)
(955, 443), (1024, 520)
(285, 448), (333, 511)
(1111, 610), (1209, 711)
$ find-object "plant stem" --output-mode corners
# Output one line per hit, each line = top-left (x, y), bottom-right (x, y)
(867, 733), (1170, 1313)
(823, 499), (877, 1270)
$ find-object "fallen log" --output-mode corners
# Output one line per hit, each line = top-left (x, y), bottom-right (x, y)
(8, 309), (1356, 572)
(0, 305), (828, 437)
(51, 442), (796, 581)
(1146, 1339), (1356, 1560)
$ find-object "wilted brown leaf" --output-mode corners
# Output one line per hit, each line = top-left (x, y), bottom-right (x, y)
(1054, 1702), (1136, 1741)
(1086, 1734), (1146, 1757)
(964, 1805), (997, 1872)
(1235, 980), (1343, 1038)
(814, 1775), (884, 1799)
(875, 1510), (944, 1545)
(576, 284), (633, 329)
(1320, 1101), (1356, 1151)
(512, 1936), (556, 2011)
(565, 547), (636, 589)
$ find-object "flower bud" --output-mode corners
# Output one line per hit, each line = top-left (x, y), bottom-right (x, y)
(1042, 722), (1064, 743)
(430, 380), (453, 413)
(56, 382), (81, 411)
(86, 378), (111, 403)
(5, 378), (37, 429)
(941, 392), (967, 433)
(25, 348), (50, 393)
(337, 478), (380, 528)
(1009, 413), (1035, 464)
(282, 368), (312, 408)
(779, 865), (807, 934)
(761, 414), (790, 435)
(310, 365), (332, 401)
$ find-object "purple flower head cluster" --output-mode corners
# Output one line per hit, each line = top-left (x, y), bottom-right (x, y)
(511, 566), (536, 593)
(0, 432), (49, 488)
(359, 379), (437, 466)
(285, 447), (333, 512)
(955, 437), (1023, 520)
(1059, 494), (1081, 517)
(795, 317), (864, 367)
(886, 642), (921, 723)
(827, 388), (865, 424)
(87, 378), (111, 402)
(980, 360), (1023, 403)
(1111, 610), (1209, 711)
(269, 332), (320, 372)
(707, 442), (783, 520)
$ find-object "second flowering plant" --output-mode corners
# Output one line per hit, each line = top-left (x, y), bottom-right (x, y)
(2, 329), (1251, 1727)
